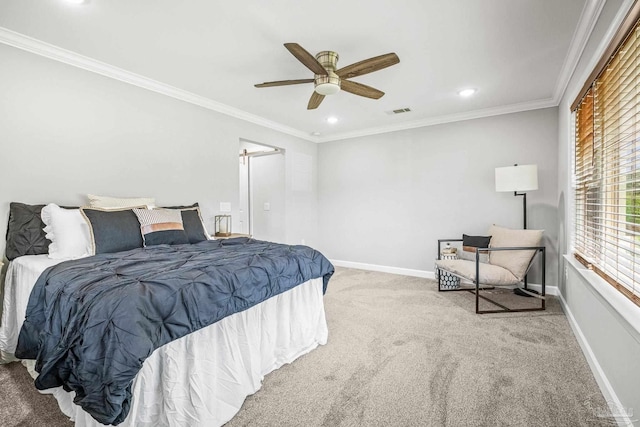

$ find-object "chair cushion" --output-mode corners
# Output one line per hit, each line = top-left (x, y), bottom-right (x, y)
(487, 225), (543, 281)
(435, 259), (520, 286)
(457, 248), (489, 263)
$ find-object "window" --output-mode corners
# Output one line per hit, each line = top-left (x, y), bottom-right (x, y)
(573, 4), (640, 307)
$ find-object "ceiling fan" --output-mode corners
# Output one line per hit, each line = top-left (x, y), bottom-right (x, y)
(255, 43), (400, 110)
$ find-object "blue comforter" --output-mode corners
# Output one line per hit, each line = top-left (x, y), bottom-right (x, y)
(15, 238), (334, 425)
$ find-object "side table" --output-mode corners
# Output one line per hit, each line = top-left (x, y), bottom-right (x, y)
(435, 251), (461, 290)
(213, 233), (252, 240)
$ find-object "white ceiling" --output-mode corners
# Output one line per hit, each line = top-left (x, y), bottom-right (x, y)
(0, 0), (594, 142)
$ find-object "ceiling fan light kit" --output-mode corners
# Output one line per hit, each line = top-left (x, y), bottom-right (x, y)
(315, 75), (340, 95)
(314, 51), (341, 95)
(255, 43), (399, 110)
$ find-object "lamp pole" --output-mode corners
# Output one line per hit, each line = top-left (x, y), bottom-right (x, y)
(514, 191), (527, 229)
(514, 190), (531, 294)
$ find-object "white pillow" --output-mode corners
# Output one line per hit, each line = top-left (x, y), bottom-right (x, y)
(41, 203), (92, 259)
(88, 194), (156, 210)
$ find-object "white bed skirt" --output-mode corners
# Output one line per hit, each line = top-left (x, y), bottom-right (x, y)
(41, 277), (327, 427)
(0, 255), (61, 361)
(2, 256), (328, 427)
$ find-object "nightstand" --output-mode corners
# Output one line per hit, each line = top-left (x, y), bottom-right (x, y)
(213, 233), (251, 240)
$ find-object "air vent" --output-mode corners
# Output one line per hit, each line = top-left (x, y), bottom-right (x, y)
(386, 107), (412, 115)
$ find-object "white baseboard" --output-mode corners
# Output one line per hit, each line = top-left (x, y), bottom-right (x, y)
(525, 282), (558, 296)
(330, 259), (435, 279)
(558, 292), (635, 427)
(329, 259), (558, 295)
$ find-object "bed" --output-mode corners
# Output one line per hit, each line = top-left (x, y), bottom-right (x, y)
(0, 201), (334, 426)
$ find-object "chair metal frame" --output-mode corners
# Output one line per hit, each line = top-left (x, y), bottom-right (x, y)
(436, 239), (546, 314)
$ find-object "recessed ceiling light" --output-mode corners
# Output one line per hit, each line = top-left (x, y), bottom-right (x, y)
(327, 117), (338, 124)
(64, 0), (86, 3)
(458, 88), (477, 97)
(311, 131), (321, 136)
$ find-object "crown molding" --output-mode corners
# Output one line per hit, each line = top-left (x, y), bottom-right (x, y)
(315, 97), (556, 143)
(564, 0), (637, 108)
(0, 27), (314, 142)
(552, 0), (606, 104)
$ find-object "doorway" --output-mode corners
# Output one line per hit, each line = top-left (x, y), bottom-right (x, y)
(239, 140), (285, 242)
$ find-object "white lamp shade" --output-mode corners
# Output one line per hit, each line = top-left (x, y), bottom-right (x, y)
(495, 164), (538, 192)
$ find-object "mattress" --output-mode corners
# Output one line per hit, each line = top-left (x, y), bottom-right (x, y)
(1, 255), (328, 426)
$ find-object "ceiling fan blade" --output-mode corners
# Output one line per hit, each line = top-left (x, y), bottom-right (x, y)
(336, 53), (399, 79)
(307, 92), (325, 110)
(341, 80), (385, 99)
(255, 79), (314, 88)
(284, 43), (328, 76)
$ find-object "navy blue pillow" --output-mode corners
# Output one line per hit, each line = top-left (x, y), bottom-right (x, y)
(81, 208), (144, 254)
(159, 204), (207, 244)
(180, 209), (208, 243)
(133, 208), (190, 247)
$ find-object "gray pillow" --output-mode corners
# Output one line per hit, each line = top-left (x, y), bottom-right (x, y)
(458, 234), (491, 263)
(161, 203), (199, 209)
(160, 204), (208, 244)
(81, 208), (144, 254)
(462, 234), (491, 248)
(179, 208), (208, 243)
(5, 203), (49, 260)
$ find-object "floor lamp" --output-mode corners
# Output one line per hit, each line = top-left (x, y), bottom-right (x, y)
(495, 164), (538, 229)
(495, 164), (539, 296)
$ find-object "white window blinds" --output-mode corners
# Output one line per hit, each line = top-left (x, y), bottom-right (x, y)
(573, 16), (640, 307)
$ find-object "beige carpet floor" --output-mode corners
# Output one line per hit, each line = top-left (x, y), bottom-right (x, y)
(0, 361), (73, 427)
(0, 267), (611, 426)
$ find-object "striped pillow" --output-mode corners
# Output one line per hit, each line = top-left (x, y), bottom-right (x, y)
(133, 208), (189, 247)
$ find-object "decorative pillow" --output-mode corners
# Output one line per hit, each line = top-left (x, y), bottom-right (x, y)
(458, 234), (491, 263)
(88, 194), (156, 210)
(487, 225), (543, 281)
(133, 208), (189, 247)
(161, 203), (199, 210)
(41, 204), (91, 259)
(5, 202), (49, 260)
(178, 208), (209, 243)
(462, 234), (491, 251)
(158, 204), (209, 243)
(81, 207), (145, 254)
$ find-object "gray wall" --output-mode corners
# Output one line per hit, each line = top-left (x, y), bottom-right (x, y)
(317, 108), (559, 284)
(0, 43), (319, 257)
(557, 0), (640, 418)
